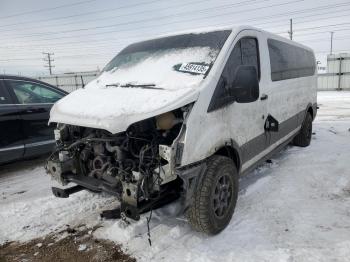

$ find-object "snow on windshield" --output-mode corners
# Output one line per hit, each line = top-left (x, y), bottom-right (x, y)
(90, 47), (219, 90)
(87, 30), (231, 90)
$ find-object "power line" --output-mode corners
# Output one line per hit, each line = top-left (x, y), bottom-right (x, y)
(2, 23), (349, 60)
(0, 0), (97, 20)
(1, 0), (349, 69)
(262, 9), (350, 30)
(2, 0), (280, 40)
(4, 0), (349, 41)
(0, 0), (203, 28)
(279, 21), (350, 34)
(297, 35), (350, 43)
(0, 0), (264, 38)
(1, 0), (348, 46)
(293, 27), (350, 37)
(0, 0), (229, 33)
(0, 53), (115, 62)
(3, 8), (348, 53)
(2, 0), (349, 47)
(7, 0), (343, 41)
(2, 35), (350, 63)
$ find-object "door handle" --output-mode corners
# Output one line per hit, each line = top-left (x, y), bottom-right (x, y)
(260, 94), (268, 101)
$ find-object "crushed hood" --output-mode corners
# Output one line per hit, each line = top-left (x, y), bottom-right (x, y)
(49, 85), (198, 134)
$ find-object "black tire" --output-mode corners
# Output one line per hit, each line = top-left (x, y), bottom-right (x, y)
(293, 112), (313, 147)
(187, 155), (239, 235)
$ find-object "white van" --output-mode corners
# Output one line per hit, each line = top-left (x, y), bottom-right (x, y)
(46, 26), (317, 234)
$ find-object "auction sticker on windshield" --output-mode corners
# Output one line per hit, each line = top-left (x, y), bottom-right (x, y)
(178, 63), (209, 75)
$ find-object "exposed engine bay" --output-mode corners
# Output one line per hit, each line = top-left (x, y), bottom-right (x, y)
(46, 105), (191, 220)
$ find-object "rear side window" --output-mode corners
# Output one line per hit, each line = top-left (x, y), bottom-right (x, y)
(6, 80), (64, 104)
(268, 39), (315, 81)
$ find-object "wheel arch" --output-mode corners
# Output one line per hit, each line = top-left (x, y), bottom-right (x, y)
(214, 141), (242, 174)
(176, 140), (242, 216)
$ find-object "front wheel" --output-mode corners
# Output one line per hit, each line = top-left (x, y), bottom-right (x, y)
(187, 155), (238, 235)
(293, 112), (313, 147)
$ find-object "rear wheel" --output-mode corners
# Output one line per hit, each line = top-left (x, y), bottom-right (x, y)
(293, 112), (313, 147)
(187, 155), (238, 235)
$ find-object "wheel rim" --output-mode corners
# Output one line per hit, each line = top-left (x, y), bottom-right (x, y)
(212, 174), (233, 218)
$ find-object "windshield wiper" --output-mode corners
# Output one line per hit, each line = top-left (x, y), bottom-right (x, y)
(106, 83), (163, 90)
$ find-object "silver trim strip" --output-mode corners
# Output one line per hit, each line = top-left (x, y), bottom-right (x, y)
(25, 140), (55, 148)
(0, 140), (55, 152)
(0, 103), (54, 106)
(0, 144), (24, 152)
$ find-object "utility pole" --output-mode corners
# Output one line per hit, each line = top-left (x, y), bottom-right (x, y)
(330, 32), (334, 55)
(43, 52), (54, 75)
(288, 19), (293, 40)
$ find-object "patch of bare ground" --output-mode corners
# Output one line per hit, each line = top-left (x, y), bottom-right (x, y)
(0, 225), (136, 262)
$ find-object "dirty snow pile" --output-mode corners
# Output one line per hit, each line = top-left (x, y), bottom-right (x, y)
(0, 162), (117, 242)
(1, 91), (350, 262)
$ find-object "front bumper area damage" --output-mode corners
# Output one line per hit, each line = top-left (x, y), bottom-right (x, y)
(46, 105), (191, 220)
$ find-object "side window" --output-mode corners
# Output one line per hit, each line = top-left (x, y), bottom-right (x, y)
(221, 41), (242, 86)
(241, 38), (260, 79)
(268, 39), (315, 81)
(208, 37), (260, 112)
(222, 37), (260, 86)
(0, 83), (12, 105)
(6, 80), (64, 104)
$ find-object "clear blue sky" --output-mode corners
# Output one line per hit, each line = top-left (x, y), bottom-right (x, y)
(1, 0), (349, 76)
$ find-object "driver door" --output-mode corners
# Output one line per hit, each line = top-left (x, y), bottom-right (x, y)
(4, 79), (65, 157)
(224, 31), (269, 171)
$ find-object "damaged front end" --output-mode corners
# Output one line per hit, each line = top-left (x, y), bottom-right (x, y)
(46, 105), (191, 220)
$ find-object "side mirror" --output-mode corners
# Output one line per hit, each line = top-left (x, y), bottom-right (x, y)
(231, 65), (259, 103)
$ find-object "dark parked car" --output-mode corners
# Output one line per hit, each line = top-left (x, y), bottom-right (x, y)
(0, 75), (67, 164)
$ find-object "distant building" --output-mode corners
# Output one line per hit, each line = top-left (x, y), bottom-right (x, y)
(318, 53), (350, 90)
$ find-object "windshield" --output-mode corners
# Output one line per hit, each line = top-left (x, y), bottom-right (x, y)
(99, 30), (231, 90)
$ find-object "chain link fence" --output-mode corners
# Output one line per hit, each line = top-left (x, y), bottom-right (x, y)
(37, 71), (100, 92)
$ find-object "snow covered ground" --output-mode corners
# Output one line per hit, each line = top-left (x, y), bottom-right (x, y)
(1, 91), (350, 261)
